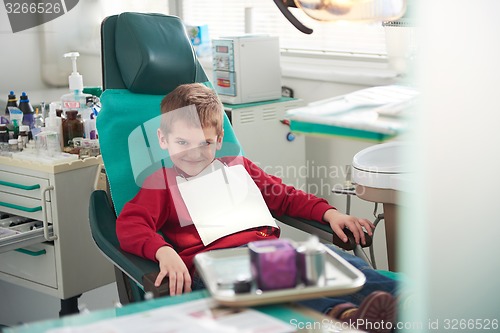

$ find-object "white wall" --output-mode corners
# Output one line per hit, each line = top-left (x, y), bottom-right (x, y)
(0, 2), (102, 107)
(0, 11), (46, 94)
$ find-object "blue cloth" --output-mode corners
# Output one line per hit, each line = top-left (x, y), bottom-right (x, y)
(191, 245), (398, 314)
(297, 245), (398, 314)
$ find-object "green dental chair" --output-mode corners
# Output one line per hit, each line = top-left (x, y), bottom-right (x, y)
(89, 12), (372, 304)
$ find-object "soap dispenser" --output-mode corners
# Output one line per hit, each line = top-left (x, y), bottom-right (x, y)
(61, 52), (94, 138)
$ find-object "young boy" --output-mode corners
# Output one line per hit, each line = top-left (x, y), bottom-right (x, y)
(117, 83), (397, 330)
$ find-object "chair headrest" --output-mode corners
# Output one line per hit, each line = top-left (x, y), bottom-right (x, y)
(115, 12), (198, 95)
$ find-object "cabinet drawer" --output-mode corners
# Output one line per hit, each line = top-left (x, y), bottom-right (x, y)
(0, 194), (53, 222)
(0, 170), (51, 200)
(0, 218), (54, 255)
(0, 243), (57, 288)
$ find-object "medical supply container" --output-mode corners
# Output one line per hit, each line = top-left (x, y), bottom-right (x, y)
(8, 139), (19, 152)
(0, 125), (8, 143)
(18, 92), (34, 128)
(61, 52), (94, 139)
(18, 125), (29, 148)
(62, 110), (83, 148)
(3, 91), (17, 124)
(45, 103), (64, 150)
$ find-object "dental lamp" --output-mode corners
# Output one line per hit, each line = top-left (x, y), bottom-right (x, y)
(273, 0), (407, 34)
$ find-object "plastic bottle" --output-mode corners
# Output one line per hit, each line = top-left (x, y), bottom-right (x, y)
(31, 107), (44, 138)
(2, 91), (17, 124)
(4, 91), (17, 114)
(18, 92), (35, 128)
(82, 109), (97, 140)
(61, 52), (93, 137)
(34, 107), (44, 128)
(45, 102), (64, 150)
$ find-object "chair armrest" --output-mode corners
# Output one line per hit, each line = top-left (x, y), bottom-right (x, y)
(142, 272), (170, 298)
(275, 214), (372, 251)
(89, 190), (169, 299)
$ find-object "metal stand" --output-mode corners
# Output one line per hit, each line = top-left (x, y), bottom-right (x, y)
(332, 166), (385, 269)
(59, 294), (81, 317)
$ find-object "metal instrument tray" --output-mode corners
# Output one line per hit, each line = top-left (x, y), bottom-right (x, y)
(0, 219), (53, 255)
(194, 245), (366, 307)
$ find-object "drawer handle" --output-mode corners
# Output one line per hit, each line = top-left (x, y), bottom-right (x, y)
(0, 180), (41, 191)
(15, 248), (47, 256)
(42, 186), (57, 241)
(0, 201), (42, 212)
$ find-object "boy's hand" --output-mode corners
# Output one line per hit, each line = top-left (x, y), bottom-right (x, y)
(323, 209), (375, 246)
(155, 246), (192, 296)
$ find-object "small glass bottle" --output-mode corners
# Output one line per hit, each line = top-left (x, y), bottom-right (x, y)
(19, 125), (30, 148)
(34, 107), (44, 128)
(0, 124), (8, 143)
(9, 119), (20, 139)
(62, 110), (84, 148)
(17, 136), (24, 151)
(79, 138), (91, 159)
(24, 139), (36, 154)
(0, 142), (9, 156)
(8, 139), (19, 152)
(90, 139), (100, 156)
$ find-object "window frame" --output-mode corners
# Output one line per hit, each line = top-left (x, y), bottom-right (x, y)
(170, 0), (399, 85)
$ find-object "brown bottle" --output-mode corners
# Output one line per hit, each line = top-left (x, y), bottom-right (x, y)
(62, 110), (84, 147)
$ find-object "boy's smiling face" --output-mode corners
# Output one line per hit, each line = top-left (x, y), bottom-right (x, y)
(158, 119), (223, 177)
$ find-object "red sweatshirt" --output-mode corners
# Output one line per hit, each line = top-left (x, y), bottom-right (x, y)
(116, 157), (334, 273)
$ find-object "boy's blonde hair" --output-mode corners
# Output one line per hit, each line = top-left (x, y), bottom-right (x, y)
(160, 83), (224, 136)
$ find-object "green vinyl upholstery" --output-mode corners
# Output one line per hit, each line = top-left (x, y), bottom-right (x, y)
(101, 13), (208, 93)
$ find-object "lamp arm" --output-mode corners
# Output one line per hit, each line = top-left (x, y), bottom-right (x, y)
(272, 0), (313, 34)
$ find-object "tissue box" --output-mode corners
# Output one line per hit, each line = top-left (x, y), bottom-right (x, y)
(248, 239), (297, 291)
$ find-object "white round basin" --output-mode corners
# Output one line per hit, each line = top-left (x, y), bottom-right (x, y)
(352, 141), (409, 191)
(352, 141), (409, 271)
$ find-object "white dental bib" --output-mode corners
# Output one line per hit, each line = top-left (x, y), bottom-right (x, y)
(176, 160), (277, 245)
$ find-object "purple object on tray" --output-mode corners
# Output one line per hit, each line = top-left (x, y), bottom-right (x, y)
(248, 239), (297, 291)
